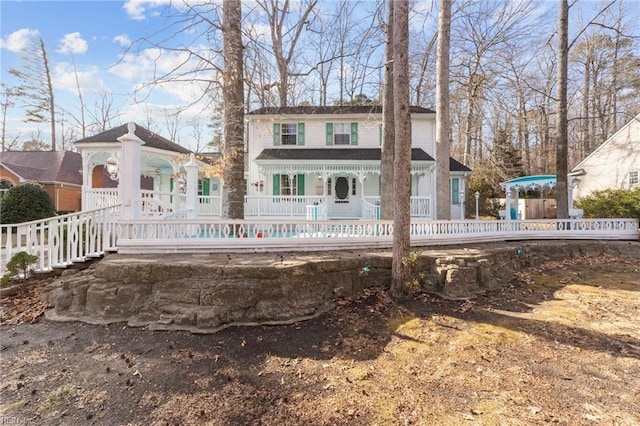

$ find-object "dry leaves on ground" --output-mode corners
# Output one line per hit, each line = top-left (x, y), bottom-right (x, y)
(0, 283), (52, 325)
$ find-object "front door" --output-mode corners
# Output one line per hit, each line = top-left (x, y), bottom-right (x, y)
(329, 176), (360, 218)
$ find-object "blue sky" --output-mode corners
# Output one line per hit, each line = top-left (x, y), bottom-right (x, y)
(1, 0), (213, 150)
(2, 0), (639, 151)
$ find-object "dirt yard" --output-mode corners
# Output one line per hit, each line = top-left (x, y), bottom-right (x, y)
(1, 254), (639, 425)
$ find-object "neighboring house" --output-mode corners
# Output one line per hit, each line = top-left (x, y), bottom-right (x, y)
(571, 114), (640, 200)
(246, 106), (471, 219)
(0, 150), (83, 212)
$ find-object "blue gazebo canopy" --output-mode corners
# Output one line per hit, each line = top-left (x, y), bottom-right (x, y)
(500, 175), (557, 191)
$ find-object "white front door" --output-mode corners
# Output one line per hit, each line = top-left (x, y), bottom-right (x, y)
(329, 176), (360, 218)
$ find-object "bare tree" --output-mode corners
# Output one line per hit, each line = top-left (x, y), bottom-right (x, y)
(1, 84), (18, 152)
(9, 37), (57, 151)
(390, 0), (411, 298)
(221, 0), (245, 219)
(556, 0), (569, 219)
(380, 0), (395, 220)
(255, 0), (318, 106)
(435, 0), (452, 221)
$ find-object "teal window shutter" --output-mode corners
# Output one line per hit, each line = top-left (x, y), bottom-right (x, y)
(170, 177), (174, 191)
(297, 174), (305, 195)
(297, 123), (305, 145)
(351, 122), (358, 145)
(273, 123), (281, 146)
(379, 124), (382, 145)
(202, 178), (210, 196)
(273, 174), (280, 195)
(451, 178), (459, 204)
(326, 123), (333, 146)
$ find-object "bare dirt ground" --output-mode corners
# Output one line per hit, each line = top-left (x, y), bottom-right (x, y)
(1, 254), (639, 426)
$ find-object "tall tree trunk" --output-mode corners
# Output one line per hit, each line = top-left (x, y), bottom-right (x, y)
(581, 59), (590, 159)
(435, 0), (451, 220)
(221, 0), (245, 219)
(40, 39), (56, 151)
(555, 0), (569, 219)
(380, 0), (395, 220)
(390, 0), (410, 299)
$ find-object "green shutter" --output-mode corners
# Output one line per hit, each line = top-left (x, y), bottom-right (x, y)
(297, 174), (305, 196)
(273, 123), (281, 146)
(170, 177), (174, 191)
(297, 123), (305, 145)
(326, 123), (334, 146)
(451, 178), (459, 204)
(202, 178), (210, 196)
(273, 174), (280, 195)
(351, 122), (358, 145)
(379, 124), (382, 145)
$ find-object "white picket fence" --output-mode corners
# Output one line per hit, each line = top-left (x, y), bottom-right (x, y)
(1, 208), (638, 275)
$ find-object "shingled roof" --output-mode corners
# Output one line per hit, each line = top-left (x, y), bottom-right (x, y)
(256, 148), (435, 162)
(256, 148), (471, 172)
(74, 123), (191, 154)
(248, 106), (435, 116)
(0, 151), (82, 185)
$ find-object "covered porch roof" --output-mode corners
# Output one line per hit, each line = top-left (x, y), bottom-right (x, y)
(500, 175), (557, 192)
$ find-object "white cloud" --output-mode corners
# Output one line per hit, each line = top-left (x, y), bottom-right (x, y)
(53, 63), (106, 95)
(57, 32), (88, 54)
(123, 0), (172, 20)
(113, 34), (132, 48)
(0, 28), (39, 52)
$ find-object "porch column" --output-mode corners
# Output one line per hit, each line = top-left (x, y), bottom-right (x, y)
(81, 151), (90, 211)
(505, 187), (512, 221)
(117, 122), (145, 220)
(185, 154), (199, 219)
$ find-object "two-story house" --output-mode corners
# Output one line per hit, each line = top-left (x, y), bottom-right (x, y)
(246, 105), (471, 220)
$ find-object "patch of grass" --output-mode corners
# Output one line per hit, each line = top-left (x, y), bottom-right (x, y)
(39, 383), (76, 415)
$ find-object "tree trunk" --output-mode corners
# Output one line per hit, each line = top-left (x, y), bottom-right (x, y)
(555, 0), (569, 219)
(390, 0), (410, 299)
(221, 0), (245, 219)
(40, 39), (56, 152)
(435, 0), (452, 220)
(380, 0), (395, 220)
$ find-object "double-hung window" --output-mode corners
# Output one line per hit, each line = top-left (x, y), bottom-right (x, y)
(326, 123), (358, 146)
(629, 170), (639, 187)
(273, 123), (305, 146)
(334, 123), (351, 145)
(273, 174), (305, 196)
(281, 123), (297, 145)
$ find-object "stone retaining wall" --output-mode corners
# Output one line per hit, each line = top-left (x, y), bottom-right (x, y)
(42, 240), (640, 333)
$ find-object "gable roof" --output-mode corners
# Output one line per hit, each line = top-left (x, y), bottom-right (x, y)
(0, 150), (82, 185)
(248, 106), (435, 116)
(74, 123), (191, 154)
(571, 113), (640, 171)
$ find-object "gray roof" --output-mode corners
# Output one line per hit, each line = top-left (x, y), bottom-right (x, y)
(0, 151), (82, 185)
(74, 123), (191, 154)
(256, 148), (435, 162)
(256, 148), (472, 172)
(248, 106), (435, 115)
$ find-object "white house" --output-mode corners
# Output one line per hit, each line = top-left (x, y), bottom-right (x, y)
(246, 105), (471, 220)
(571, 114), (640, 200)
(75, 106), (471, 220)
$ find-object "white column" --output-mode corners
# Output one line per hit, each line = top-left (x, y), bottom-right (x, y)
(185, 153), (199, 219)
(505, 188), (512, 221)
(81, 152), (90, 211)
(117, 122), (145, 220)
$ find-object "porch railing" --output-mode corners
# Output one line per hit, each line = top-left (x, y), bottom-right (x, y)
(114, 217), (638, 254)
(244, 195), (326, 216)
(363, 196), (432, 218)
(306, 198), (329, 220)
(0, 205), (120, 276)
(361, 197), (380, 220)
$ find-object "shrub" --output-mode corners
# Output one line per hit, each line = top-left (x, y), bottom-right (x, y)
(0, 183), (56, 224)
(2, 251), (39, 292)
(575, 188), (640, 219)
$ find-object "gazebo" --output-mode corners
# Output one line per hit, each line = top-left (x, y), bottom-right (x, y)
(499, 175), (583, 220)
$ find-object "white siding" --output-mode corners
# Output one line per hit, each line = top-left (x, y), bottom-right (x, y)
(572, 116), (640, 199)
